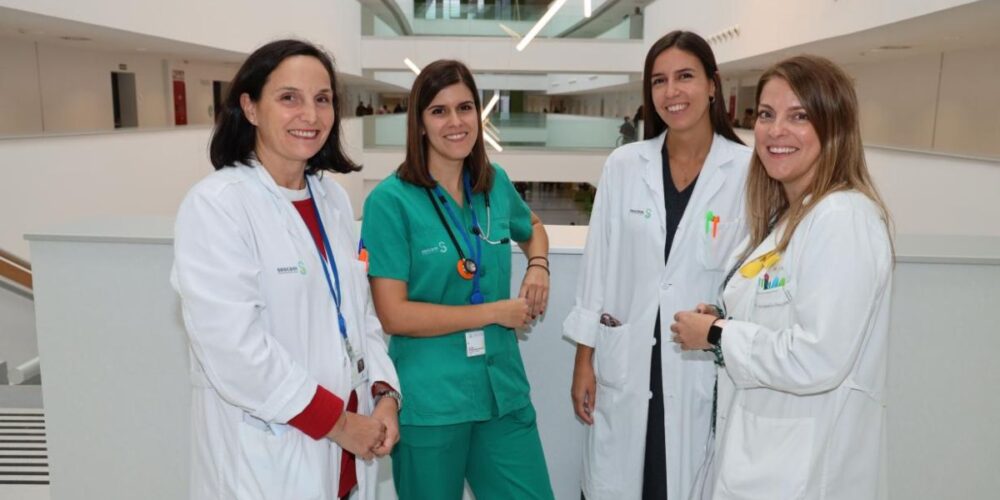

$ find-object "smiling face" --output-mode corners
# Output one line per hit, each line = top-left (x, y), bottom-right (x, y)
(241, 55), (334, 176)
(421, 82), (479, 170)
(754, 77), (822, 200)
(649, 47), (716, 135)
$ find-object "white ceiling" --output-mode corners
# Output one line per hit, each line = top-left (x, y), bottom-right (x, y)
(0, 6), (245, 62)
(720, 0), (1000, 77)
(2, 1), (999, 95)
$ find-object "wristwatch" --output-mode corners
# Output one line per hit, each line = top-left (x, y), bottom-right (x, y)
(374, 389), (403, 412)
(707, 320), (723, 347)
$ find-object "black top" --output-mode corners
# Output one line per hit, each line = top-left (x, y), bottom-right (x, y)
(662, 142), (698, 264)
(642, 141), (700, 500)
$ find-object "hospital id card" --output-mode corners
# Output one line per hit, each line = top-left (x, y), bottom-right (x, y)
(466, 330), (486, 357)
(345, 339), (368, 389)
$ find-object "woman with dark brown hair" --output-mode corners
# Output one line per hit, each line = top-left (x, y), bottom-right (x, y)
(361, 59), (554, 500)
(671, 55), (893, 499)
(565, 30), (751, 500)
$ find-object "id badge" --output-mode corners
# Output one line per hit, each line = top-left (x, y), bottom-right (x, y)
(345, 339), (367, 389)
(465, 330), (486, 357)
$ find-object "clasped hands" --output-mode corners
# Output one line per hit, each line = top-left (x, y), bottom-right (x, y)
(326, 397), (399, 461)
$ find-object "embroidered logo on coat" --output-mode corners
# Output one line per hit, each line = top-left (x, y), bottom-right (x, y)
(420, 241), (449, 256)
(277, 260), (307, 275)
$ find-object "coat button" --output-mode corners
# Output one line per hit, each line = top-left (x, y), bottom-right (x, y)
(648, 391), (653, 400)
(651, 336), (657, 346)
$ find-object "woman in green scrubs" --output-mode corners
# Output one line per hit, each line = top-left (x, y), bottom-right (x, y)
(361, 60), (555, 500)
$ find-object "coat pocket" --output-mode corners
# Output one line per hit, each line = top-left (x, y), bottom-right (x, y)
(594, 323), (630, 389)
(698, 218), (745, 270)
(716, 404), (814, 499)
(237, 418), (324, 500)
(751, 287), (794, 332)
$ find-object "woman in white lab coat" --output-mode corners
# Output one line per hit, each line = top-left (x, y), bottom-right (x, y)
(671, 55), (893, 499)
(564, 31), (752, 500)
(171, 40), (400, 500)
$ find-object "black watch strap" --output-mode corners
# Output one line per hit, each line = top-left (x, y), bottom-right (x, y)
(707, 322), (723, 347)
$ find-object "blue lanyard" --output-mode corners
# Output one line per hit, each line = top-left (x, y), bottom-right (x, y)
(304, 179), (349, 340)
(433, 171), (484, 304)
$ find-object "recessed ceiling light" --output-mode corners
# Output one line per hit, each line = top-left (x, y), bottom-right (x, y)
(59, 35), (92, 41)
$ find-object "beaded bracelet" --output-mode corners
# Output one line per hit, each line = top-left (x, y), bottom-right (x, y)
(526, 263), (550, 276)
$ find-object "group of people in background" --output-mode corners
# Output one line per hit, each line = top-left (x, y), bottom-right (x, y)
(172, 27), (892, 500)
(355, 100), (406, 116)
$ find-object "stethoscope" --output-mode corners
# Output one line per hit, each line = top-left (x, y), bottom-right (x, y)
(425, 170), (510, 304)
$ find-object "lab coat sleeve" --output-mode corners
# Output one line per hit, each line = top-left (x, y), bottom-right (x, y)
(172, 184), (318, 424)
(562, 160), (614, 347)
(363, 292), (400, 396)
(721, 201), (892, 395)
(326, 178), (400, 397)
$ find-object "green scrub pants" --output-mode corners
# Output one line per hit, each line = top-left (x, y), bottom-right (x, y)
(392, 405), (554, 500)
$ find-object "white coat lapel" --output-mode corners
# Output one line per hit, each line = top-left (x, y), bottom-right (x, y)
(639, 131), (668, 234)
(688, 134), (736, 212)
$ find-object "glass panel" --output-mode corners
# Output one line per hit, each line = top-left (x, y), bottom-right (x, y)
(365, 0), (640, 39)
(363, 112), (632, 150)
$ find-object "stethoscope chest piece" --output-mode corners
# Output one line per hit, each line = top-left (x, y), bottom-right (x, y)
(457, 258), (477, 280)
(470, 291), (485, 305)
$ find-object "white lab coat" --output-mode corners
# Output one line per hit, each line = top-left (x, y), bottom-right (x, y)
(708, 191), (892, 500)
(564, 132), (752, 500)
(171, 161), (398, 500)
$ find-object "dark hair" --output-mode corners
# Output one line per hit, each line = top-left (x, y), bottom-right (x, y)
(397, 59), (493, 193)
(641, 31), (743, 145)
(209, 39), (360, 174)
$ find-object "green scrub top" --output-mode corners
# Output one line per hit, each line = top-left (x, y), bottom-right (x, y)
(361, 165), (534, 426)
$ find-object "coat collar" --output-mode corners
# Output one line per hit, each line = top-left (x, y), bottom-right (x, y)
(244, 157), (328, 201)
(637, 131), (741, 224)
(242, 158), (337, 241)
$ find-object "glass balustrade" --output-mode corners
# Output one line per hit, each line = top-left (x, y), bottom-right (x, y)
(362, 112), (636, 150)
(365, 0), (640, 39)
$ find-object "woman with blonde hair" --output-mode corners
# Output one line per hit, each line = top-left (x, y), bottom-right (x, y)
(671, 55), (893, 499)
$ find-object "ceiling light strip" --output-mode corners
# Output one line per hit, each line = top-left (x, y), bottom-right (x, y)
(483, 131), (504, 152)
(516, 0), (569, 52)
(403, 58), (421, 75)
(481, 93), (500, 121)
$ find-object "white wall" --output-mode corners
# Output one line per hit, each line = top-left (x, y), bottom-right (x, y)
(848, 54), (941, 150)
(26, 220), (1000, 500)
(36, 42), (171, 132)
(362, 36), (643, 73)
(169, 60), (239, 126)
(0, 284), (36, 371)
(846, 44), (1000, 157)
(0, 0), (363, 74)
(0, 120), (364, 260)
(734, 128), (1000, 237)
(547, 74), (631, 95)
(562, 89), (642, 119)
(933, 44), (1000, 157)
(0, 40), (222, 134)
(642, 0), (979, 64)
(0, 38), (44, 135)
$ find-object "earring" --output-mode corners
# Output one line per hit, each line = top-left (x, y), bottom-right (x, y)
(709, 95), (716, 104)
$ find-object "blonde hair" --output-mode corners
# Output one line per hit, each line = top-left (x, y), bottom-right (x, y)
(744, 55), (892, 256)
